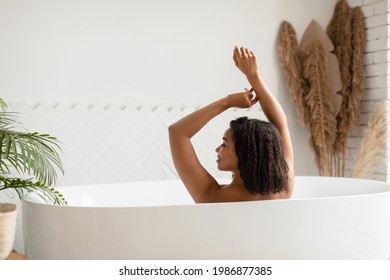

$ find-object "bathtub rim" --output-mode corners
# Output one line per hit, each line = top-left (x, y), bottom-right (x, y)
(21, 176), (390, 209)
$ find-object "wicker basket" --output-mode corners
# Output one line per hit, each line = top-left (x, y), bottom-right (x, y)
(0, 203), (18, 260)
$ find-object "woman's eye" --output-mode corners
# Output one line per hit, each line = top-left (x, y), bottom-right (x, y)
(221, 143), (226, 147)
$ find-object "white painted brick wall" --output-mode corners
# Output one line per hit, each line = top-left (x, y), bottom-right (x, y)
(364, 0), (383, 6)
(345, 0), (389, 181)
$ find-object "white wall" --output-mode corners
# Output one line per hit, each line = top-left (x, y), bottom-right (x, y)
(0, 0), (338, 104)
(0, 0), (340, 179)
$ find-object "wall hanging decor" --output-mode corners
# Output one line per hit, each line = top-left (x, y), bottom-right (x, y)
(327, 0), (366, 176)
(278, 0), (369, 177)
(278, 20), (342, 176)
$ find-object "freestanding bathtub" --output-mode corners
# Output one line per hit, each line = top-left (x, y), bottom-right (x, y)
(22, 176), (390, 260)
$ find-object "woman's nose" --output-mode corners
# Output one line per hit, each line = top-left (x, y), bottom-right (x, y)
(215, 146), (220, 153)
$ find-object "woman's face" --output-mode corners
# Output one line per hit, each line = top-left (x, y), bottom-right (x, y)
(215, 128), (239, 171)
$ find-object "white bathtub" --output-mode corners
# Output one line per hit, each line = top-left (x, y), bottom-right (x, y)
(22, 176), (390, 260)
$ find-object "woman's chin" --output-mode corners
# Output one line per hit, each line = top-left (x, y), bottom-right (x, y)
(216, 164), (227, 171)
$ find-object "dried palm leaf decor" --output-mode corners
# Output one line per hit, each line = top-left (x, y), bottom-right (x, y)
(327, 0), (366, 176)
(277, 21), (309, 126)
(352, 102), (388, 179)
(278, 0), (368, 177)
(278, 20), (340, 176)
(302, 41), (337, 175)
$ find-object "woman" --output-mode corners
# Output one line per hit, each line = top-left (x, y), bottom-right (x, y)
(169, 46), (294, 203)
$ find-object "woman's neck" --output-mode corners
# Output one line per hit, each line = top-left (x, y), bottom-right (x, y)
(231, 171), (245, 187)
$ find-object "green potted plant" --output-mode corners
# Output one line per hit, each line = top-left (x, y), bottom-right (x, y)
(0, 98), (66, 259)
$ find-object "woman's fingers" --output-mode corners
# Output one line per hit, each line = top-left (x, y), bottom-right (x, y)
(245, 87), (255, 101)
(234, 46), (241, 57)
(233, 50), (239, 67)
(242, 88), (257, 107)
(251, 97), (259, 106)
(236, 46), (252, 58)
(240, 47), (247, 58)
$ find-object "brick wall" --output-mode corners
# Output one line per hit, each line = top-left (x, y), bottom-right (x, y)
(345, 0), (389, 181)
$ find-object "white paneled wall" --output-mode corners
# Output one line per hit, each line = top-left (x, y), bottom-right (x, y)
(9, 102), (266, 187)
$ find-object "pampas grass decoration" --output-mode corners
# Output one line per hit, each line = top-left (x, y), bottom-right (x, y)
(350, 7), (367, 128)
(352, 102), (388, 179)
(326, 0), (352, 50)
(302, 41), (337, 176)
(277, 21), (309, 126)
(299, 20), (343, 118)
(327, 0), (353, 170)
(277, 0), (368, 178)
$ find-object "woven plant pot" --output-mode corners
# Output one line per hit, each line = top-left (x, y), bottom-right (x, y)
(0, 203), (18, 259)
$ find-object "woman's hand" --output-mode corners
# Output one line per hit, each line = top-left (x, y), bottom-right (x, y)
(226, 88), (258, 109)
(233, 46), (260, 79)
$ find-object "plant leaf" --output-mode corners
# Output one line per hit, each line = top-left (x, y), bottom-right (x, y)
(0, 175), (67, 205)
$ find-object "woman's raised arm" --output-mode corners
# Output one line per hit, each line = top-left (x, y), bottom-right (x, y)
(168, 90), (257, 203)
(233, 46), (295, 197)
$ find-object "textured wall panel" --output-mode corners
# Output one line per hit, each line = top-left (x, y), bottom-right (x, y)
(7, 102), (265, 187)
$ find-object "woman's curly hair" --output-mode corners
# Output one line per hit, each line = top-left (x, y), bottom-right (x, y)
(230, 117), (289, 195)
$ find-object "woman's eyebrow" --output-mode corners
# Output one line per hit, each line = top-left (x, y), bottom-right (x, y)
(222, 137), (228, 142)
